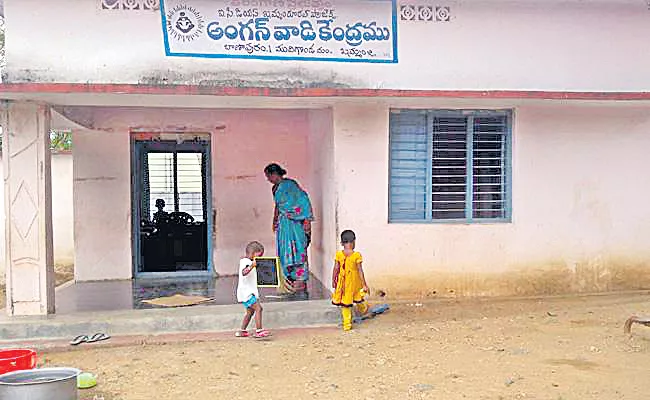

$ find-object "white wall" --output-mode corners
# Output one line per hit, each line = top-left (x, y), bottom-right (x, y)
(331, 102), (650, 296)
(73, 129), (133, 281)
(51, 154), (74, 266)
(307, 108), (336, 284)
(5, 0), (650, 91)
(0, 154), (75, 278)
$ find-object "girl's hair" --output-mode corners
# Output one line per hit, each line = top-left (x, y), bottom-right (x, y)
(264, 163), (287, 177)
(246, 241), (265, 255)
(340, 230), (356, 244)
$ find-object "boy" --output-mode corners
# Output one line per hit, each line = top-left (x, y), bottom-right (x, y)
(235, 241), (270, 338)
(331, 230), (370, 331)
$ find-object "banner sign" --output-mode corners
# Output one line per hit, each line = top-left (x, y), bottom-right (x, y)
(160, 0), (398, 63)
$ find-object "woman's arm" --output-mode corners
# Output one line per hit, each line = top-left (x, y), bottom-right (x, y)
(272, 182), (280, 232)
(272, 204), (279, 233)
(332, 261), (340, 289)
(304, 220), (312, 247)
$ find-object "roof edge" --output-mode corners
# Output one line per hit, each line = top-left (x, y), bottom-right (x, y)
(1, 83), (650, 101)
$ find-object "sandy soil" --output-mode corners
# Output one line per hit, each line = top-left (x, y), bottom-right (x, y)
(0, 264), (74, 309)
(40, 292), (650, 400)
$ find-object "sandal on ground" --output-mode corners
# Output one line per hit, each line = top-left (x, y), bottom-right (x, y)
(370, 304), (390, 315)
(70, 335), (89, 346)
(71, 332), (111, 346)
(253, 329), (271, 338)
(87, 332), (111, 343)
(235, 330), (249, 338)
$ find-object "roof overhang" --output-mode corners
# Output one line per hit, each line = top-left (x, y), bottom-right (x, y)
(1, 83), (650, 109)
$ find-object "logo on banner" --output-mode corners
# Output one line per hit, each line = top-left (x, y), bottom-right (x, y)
(166, 4), (204, 42)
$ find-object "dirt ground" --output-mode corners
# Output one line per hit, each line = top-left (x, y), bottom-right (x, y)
(0, 264), (74, 309)
(39, 292), (650, 400)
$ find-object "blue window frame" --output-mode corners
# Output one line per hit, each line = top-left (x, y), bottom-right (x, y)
(389, 109), (512, 223)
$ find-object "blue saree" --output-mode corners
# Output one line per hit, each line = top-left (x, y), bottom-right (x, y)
(273, 178), (313, 283)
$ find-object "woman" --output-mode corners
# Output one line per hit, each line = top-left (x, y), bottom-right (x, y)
(264, 163), (314, 295)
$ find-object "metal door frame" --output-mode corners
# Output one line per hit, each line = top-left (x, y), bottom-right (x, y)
(130, 136), (213, 279)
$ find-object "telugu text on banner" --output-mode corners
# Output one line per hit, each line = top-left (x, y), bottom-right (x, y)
(161, 0), (398, 63)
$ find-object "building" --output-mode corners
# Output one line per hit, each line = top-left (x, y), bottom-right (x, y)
(1, 0), (650, 315)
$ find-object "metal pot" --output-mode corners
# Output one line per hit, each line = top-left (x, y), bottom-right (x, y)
(0, 367), (80, 400)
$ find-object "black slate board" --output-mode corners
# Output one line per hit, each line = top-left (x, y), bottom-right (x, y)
(254, 257), (280, 287)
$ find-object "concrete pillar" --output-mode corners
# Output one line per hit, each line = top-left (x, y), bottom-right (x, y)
(1, 101), (55, 315)
(307, 108), (336, 285)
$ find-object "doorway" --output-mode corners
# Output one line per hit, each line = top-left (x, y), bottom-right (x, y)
(131, 134), (212, 276)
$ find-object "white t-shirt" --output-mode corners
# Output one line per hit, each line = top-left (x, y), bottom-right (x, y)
(237, 258), (259, 303)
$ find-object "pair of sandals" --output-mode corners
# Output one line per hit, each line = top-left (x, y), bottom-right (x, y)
(70, 333), (111, 346)
(235, 329), (271, 339)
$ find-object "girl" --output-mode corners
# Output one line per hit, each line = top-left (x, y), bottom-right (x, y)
(331, 230), (370, 331)
(236, 241), (270, 338)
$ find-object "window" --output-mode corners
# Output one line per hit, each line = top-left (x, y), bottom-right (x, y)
(389, 109), (512, 223)
(146, 152), (205, 222)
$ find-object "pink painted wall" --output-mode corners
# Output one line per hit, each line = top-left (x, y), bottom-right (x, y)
(209, 110), (311, 275)
(71, 108), (314, 279)
(64, 100), (650, 296)
(331, 102), (650, 296)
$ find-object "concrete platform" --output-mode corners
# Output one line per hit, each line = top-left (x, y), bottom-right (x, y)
(0, 300), (338, 345)
(55, 275), (328, 314)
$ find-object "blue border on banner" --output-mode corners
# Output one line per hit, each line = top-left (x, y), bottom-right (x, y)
(160, 0), (399, 64)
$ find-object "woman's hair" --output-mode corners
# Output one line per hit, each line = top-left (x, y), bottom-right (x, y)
(245, 241), (265, 255)
(340, 230), (356, 244)
(264, 163), (287, 177)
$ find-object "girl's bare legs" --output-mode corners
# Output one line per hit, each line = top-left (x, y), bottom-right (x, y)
(241, 307), (254, 331)
(252, 302), (263, 330)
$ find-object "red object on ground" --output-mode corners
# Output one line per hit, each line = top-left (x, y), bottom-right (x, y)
(0, 349), (37, 375)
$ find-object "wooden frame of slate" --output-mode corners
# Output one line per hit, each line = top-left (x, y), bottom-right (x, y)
(254, 257), (281, 288)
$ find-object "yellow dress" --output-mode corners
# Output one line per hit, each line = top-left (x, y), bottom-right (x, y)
(332, 250), (364, 307)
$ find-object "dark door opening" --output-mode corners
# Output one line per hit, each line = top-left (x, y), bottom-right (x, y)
(132, 137), (211, 274)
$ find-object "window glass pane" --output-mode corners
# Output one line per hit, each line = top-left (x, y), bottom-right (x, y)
(177, 152), (204, 222)
(432, 116), (467, 220)
(472, 115), (507, 219)
(147, 152), (175, 219)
